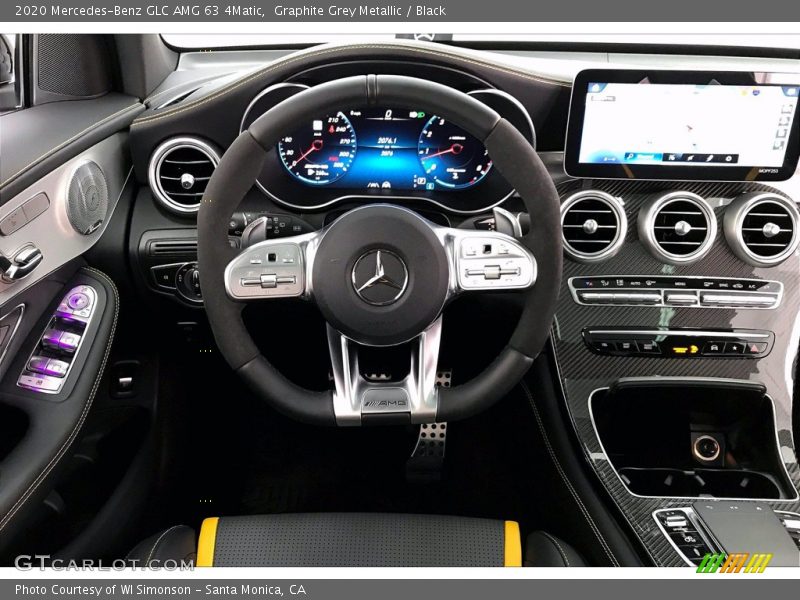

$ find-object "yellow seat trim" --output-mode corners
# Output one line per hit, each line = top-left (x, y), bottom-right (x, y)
(196, 517), (219, 567)
(504, 520), (522, 567)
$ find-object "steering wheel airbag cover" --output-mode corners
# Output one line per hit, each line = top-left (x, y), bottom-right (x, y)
(312, 205), (450, 346)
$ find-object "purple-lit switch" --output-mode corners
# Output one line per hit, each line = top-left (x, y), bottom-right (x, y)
(58, 332), (81, 352)
(67, 293), (90, 310)
(42, 329), (63, 349)
(41, 329), (81, 353)
(27, 356), (69, 378)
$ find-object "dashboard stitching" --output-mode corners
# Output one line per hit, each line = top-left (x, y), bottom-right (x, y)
(0, 267), (118, 535)
(520, 380), (621, 566)
(131, 43), (569, 127)
(0, 104), (142, 191)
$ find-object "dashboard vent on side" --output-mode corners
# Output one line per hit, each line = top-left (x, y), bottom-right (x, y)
(148, 137), (220, 215)
(724, 192), (800, 267)
(560, 191), (627, 263)
(638, 192), (717, 265)
(147, 239), (198, 257)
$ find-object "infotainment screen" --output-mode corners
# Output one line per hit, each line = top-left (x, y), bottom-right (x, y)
(565, 70), (800, 181)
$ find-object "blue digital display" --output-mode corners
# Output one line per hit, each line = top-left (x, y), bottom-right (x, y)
(277, 108), (491, 192)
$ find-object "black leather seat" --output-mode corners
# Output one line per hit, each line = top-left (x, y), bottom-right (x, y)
(128, 513), (585, 567)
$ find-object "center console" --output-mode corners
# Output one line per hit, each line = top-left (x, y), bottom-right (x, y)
(550, 68), (800, 567)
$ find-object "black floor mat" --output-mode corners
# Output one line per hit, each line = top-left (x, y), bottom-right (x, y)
(163, 358), (549, 537)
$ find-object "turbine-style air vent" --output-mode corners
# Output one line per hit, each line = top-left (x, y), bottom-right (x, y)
(639, 192), (717, 264)
(560, 191), (627, 263)
(148, 137), (220, 215)
(724, 192), (800, 267)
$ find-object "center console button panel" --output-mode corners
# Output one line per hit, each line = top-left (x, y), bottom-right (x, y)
(583, 327), (774, 359)
(570, 276), (782, 309)
(654, 508), (717, 565)
(17, 285), (98, 395)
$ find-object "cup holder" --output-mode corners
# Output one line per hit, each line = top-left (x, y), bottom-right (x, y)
(591, 379), (796, 500)
(618, 467), (784, 499)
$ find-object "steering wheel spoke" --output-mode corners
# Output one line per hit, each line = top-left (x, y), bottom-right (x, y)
(328, 316), (442, 426)
(223, 232), (320, 301)
(435, 227), (537, 297)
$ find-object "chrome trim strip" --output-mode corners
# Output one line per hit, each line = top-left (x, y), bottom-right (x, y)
(567, 275), (784, 310)
(584, 328), (771, 339)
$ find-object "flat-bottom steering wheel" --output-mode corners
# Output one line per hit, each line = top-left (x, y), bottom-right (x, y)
(198, 75), (562, 426)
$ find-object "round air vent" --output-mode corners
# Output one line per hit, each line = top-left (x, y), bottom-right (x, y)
(560, 190), (627, 263)
(638, 191), (717, 265)
(723, 192), (800, 267)
(148, 137), (220, 215)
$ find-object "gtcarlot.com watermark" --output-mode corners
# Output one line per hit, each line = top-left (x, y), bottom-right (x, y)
(15, 555), (194, 571)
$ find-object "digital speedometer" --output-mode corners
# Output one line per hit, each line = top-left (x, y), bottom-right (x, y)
(417, 116), (493, 189)
(278, 112), (357, 185)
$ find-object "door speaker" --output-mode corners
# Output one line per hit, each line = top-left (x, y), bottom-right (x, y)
(67, 161), (108, 235)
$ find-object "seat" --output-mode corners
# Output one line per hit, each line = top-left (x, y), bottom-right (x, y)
(127, 513), (586, 567)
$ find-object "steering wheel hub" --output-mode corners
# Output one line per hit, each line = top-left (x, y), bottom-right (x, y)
(312, 205), (450, 347)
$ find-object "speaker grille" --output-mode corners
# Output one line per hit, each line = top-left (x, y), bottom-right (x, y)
(67, 161), (108, 235)
(37, 35), (112, 98)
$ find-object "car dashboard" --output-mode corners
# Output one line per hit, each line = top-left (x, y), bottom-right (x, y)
(118, 41), (800, 566)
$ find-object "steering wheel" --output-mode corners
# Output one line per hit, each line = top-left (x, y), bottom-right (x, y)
(198, 75), (562, 426)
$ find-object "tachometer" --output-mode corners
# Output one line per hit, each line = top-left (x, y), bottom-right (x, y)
(278, 112), (357, 185)
(417, 116), (492, 189)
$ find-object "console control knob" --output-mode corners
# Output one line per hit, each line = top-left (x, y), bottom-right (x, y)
(175, 263), (203, 304)
(67, 292), (90, 310)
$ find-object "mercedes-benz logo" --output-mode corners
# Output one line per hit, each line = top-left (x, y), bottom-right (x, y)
(352, 249), (409, 306)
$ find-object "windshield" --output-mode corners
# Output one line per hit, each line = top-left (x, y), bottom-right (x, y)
(162, 33), (800, 51)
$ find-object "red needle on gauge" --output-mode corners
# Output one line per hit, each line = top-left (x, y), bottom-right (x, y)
(293, 139), (324, 165)
(421, 143), (464, 161)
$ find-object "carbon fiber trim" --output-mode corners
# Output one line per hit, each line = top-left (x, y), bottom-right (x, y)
(551, 178), (800, 567)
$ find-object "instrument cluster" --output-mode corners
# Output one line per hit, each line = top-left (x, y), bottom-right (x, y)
(241, 83), (534, 213)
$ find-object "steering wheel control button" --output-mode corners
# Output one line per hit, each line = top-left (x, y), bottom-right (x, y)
(570, 276), (782, 309)
(583, 327), (773, 359)
(227, 242), (305, 300)
(352, 249), (409, 306)
(457, 236), (534, 291)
